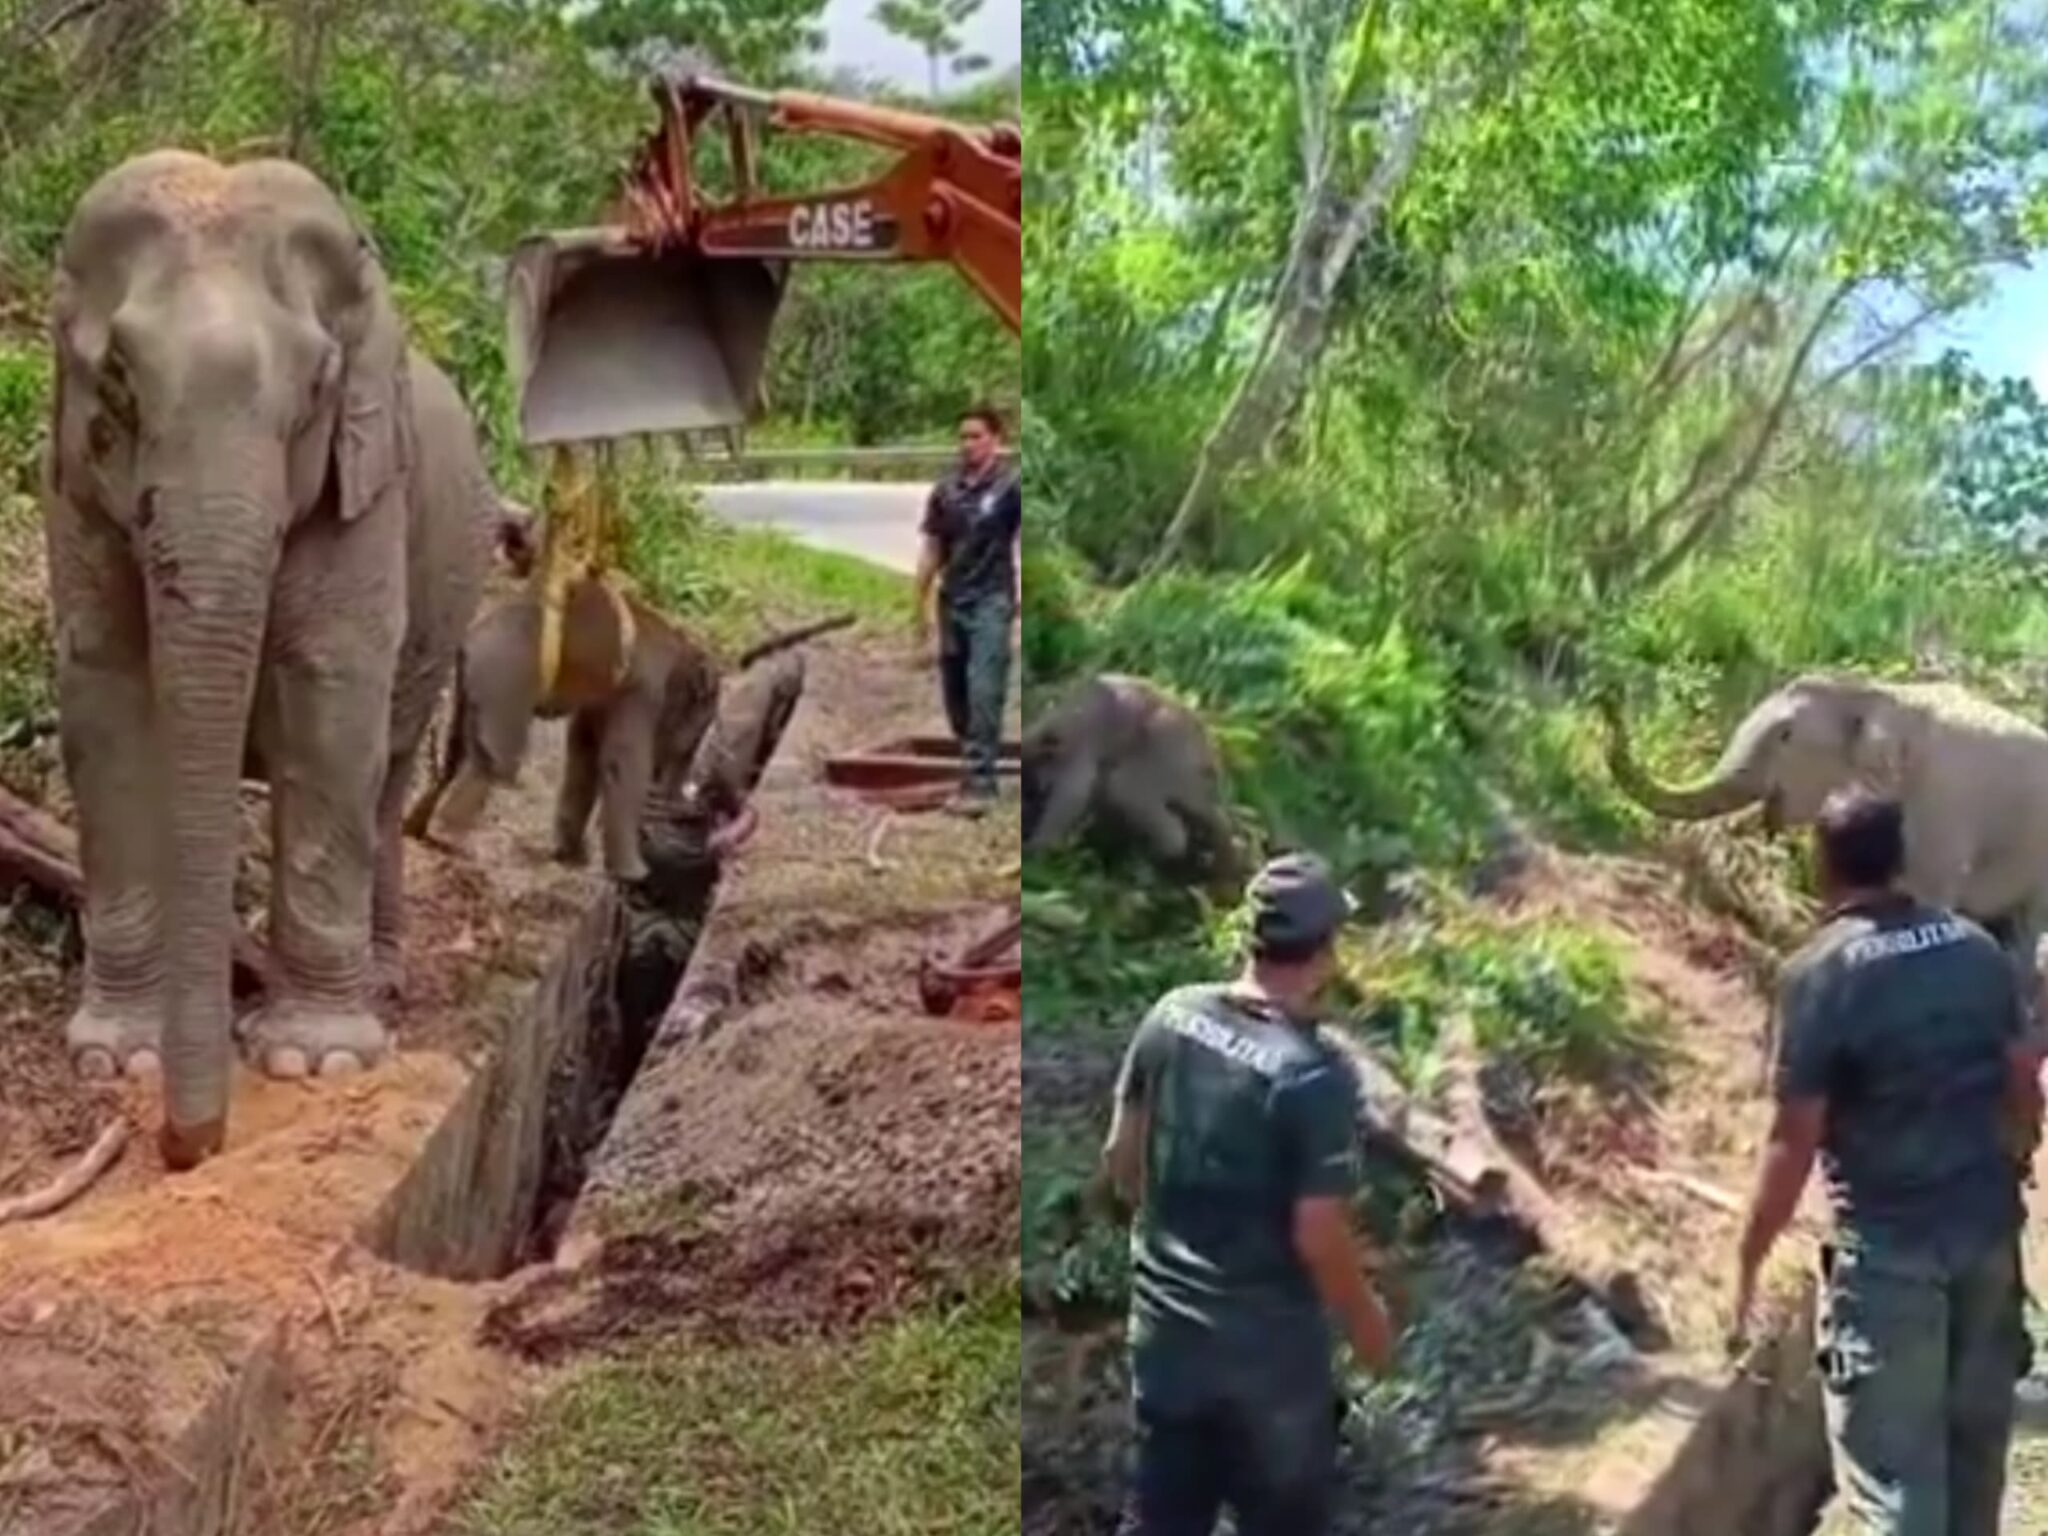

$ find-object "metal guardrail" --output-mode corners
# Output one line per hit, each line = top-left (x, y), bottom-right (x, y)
(701, 444), (1017, 482)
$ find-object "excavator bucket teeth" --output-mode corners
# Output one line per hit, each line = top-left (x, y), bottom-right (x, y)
(506, 228), (787, 447)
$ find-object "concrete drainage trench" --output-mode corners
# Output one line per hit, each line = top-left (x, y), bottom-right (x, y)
(367, 804), (728, 1284)
(372, 656), (804, 1287)
(1, 662), (801, 1536)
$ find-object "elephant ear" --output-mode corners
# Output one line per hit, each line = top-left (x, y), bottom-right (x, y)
(332, 254), (413, 524)
(46, 277), (91, 506)
(1846, 703), (1911, 792)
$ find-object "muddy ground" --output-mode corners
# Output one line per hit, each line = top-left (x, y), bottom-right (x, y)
(0, 594), (1020, 1535)
(1022, 834), (1841, 1536)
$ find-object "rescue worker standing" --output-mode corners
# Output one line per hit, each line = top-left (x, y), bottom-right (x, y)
(914, 404), (1021, 815)
(1101, 852), (1396, 1535)
(1731, 789), (2046, 1536)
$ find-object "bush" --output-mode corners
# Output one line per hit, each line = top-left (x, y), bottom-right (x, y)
(1355, 901), (1662, 1089)
(1094, 562), (1484, 874)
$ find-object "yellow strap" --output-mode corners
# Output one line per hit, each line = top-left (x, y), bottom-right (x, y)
(535, 443), (639, 707)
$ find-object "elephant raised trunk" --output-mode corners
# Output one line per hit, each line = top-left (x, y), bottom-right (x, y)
(1596, 692), (1768, 822)
(144, 488), (278, 1168)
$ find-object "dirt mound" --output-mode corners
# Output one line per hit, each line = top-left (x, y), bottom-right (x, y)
(498, 991), (1020, 1354)
(483, 1205), (996, 1359)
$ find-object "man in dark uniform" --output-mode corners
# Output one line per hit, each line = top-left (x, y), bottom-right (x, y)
(1101, 852), (1396, 1535)
(1731, 789), (2046, 1536)
(914, 403), (1021, 815)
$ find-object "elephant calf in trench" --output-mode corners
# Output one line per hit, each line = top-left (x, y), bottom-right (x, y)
(44, 151), (497, 1167)
(1602, 673), (2048, 973)
(1023, 673), (1243, 892)
(404, 581), (849, 881)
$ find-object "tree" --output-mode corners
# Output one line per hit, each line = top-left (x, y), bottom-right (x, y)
(1030, 0), (2048, 590)
(1913, 353), (2048, 558)
(872, 0), (986, 98)
(551, 0), (827, 82)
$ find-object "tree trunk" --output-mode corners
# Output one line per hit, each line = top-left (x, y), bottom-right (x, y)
(1141, 100), (1431, 580)
(0, 782), (270, 994)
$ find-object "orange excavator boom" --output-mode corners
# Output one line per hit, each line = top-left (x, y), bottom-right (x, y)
(508, 72), (1020, 447)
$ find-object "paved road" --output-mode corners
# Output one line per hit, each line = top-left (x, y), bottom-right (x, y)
(702, 482), (926, 575)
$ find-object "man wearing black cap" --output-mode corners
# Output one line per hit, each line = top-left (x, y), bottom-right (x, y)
(1731, 788), (2046, 1535)
(1102, 851), (1396, 1535)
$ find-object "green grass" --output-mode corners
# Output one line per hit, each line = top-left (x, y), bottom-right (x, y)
(695, 523), (909, 629)
(621, 478), (909, 655)
(455, 1286), (1022, 1536)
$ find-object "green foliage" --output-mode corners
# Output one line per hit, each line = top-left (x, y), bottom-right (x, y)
(548, 0), (828, 80)
(0, 0), (1017, 482)
(1024, 0), (2048, 881)
(1916, 351), (2048, 559)
(1021, 1121), (1129, 1314)
(1093, 563), (1484, 873)
(872, 0), (991, 96)
(457, 1285), (1020, 1536)
(0, 346), (46, 493)
(1356, 902), (1662, 1088)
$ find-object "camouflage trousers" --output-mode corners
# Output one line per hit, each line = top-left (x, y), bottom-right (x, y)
(939, 590), (1012, 799)
(1815, 1236), (2031, 1536)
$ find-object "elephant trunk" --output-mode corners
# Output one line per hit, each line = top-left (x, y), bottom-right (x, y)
(1596, 693), (1764, 822)
(144, 490), (278, 1169)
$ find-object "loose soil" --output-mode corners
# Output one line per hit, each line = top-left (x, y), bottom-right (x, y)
(487, 636), (1022, 1362)
(0, 539), (593, 1209)
(1, 601), (1021, 1535)
(1022, 829), (1836, 1536)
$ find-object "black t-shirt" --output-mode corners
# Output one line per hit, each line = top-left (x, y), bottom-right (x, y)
(1116, 983), (1361, 1410)
(922, 462), (1021, 603)
(1776, 897), (2034, 1263)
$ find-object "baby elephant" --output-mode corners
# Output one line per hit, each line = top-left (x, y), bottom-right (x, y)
(1024, 673), (1243, 890)
(406, 581), (849, 880)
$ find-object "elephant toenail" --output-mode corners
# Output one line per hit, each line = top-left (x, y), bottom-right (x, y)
(267, 1047), (311, 1079)
(75, 1048), (117, 1081)
(318, 1050), (366, 1078)
(124, 1049), (162, 1080)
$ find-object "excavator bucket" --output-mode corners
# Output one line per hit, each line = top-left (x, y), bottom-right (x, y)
(505, 227), (788, 447)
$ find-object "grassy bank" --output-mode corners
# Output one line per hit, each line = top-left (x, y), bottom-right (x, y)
(458, 1285), (1021, 1536)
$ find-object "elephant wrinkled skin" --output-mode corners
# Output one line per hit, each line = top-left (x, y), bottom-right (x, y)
(1023, 673), (1243, 893)
(44, 151), (494, 1168)
(406, 568), (850, 883)
(1602, 673), (2048, 969)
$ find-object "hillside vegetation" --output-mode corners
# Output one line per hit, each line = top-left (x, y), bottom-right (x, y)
(1022, 0), (2048, 1528)
(0, 0), (1019, 694)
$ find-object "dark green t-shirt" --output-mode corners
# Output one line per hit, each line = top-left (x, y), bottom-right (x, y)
(922, 463), (1020, 604)
(1116, 983), (1362, 1410)
(1775, 897), (2028, 1264)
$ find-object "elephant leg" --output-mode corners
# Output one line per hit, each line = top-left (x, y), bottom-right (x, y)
(1102, 763), (1191, 869)
(553, 708), (602, 866)
(242, 542), (399, 1080)
(1024, 751), (1099, 853)
(402, 683), (462, 841)
(47, 495), (165, 1080)
(651, 663), (720, 802)
(370, 736), (421, 1009)
(374, 644), (459, 1009)
(435, 600), (541, 853)
(596, 689), (658, 883)
(1160, 756), (1240, 887)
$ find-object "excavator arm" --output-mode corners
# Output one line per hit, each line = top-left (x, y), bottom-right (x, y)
(509, 72), (1020, 447)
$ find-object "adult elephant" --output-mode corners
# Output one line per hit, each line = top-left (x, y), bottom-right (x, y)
(1600, 673), (2048, 964)
(44, 151), (494, 1169)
